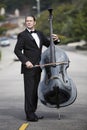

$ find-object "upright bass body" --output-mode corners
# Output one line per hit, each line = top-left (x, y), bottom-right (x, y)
(38, 9), (77, 108)
(38, 46), (77, 108)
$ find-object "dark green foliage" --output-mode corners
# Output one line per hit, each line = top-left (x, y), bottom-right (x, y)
(0, 15), (5, 21)
(36, 1), (87, 44)
(0, 27), (7, 35)
(0, 0), (35, 12)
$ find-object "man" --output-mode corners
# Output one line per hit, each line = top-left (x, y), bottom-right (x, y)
(14, 15), (59, 122)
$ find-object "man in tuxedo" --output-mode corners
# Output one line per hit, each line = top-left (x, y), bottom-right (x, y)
(14, 15), (59, 122)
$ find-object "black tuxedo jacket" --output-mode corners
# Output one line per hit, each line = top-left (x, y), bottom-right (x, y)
(14, 29), (52, 73)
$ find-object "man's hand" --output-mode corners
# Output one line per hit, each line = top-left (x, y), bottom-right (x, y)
(25, 61), (33, 68)
(52, 34), (59, 41)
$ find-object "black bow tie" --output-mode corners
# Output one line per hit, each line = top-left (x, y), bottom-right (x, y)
(30, 30), (37, 34)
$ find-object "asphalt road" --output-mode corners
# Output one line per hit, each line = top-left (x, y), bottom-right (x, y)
(0, 41), (87, 130)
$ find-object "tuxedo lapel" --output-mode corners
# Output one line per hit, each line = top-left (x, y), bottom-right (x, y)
(25, 29), (35, 41)
(25, 29), (42, 48)
(25, 29), (38, 48)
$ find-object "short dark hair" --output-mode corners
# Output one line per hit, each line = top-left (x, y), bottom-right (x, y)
(25, 15), (36, 21)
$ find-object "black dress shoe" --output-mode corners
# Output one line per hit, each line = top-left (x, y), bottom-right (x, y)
(35, 114), (44, 120)
(26, 116), (38, 122)
(26, 113), (38, 122)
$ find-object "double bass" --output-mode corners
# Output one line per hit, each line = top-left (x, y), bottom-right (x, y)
(38, 9), (77, 110)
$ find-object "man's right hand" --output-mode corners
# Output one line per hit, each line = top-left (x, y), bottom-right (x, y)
(25, 61), (33, 68)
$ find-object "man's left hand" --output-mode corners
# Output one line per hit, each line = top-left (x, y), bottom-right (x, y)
(52, 34), (58, 41)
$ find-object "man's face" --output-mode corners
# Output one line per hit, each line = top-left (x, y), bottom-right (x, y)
(25, 16), (36, 29)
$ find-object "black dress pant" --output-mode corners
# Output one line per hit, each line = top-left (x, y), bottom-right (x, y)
(23, 68), (41, 117)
